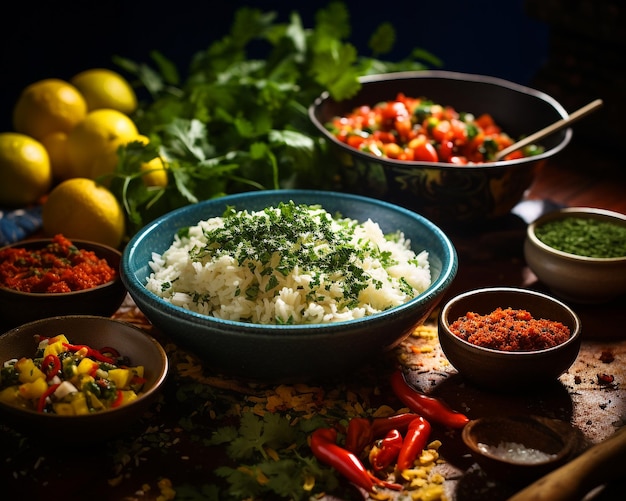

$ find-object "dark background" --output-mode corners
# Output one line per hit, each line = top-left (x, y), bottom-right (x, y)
(0, 1), (549, 131)
(1, 0), (622, 154)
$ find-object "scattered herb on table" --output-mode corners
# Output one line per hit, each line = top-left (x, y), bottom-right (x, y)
(107, 2), (440, 238)
(534, 216), (626, 258)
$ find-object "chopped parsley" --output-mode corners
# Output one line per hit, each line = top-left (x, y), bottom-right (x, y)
(149, 201), (430, 324)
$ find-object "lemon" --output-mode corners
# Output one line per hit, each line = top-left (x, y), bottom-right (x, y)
(0, 132), (52, 206)
(12, 79), (87, 141)
(70, 68), (138, 114)
(140, 156), (169, 187)
(135, 135), (168, 187)
(42, 178), (126, 248)
(66, 109), (139, 180)
(40, 131), (73, 181)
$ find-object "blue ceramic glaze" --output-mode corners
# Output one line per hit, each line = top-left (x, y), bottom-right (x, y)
(122, 190), (458, 382)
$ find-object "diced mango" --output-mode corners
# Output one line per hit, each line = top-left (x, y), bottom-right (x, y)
(86, 391), (106, 411)
(18, 377), (48, 399)
(108, 368), (131, 389)
(119, 390), (138, 406)
(43, 340), (67, 358)
(77, 357), (99, 375)
(130, 366), (145, 379)
(70, 393), (90, 415)
(15, 357), (46, 383)
(47, 334), (69, 345)
(0, 386), (23, 406)
(53, 402), (75, 415)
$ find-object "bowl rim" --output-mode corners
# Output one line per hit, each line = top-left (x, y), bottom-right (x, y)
(0, 238), (123, 297)
(461, 414), (573, 466)
(526, 207), (626, 263)
(308, 69), (572, 169)
(0, 314), (169, 420)
(122, 189), (458, 332)
(439, 286), (582, 356)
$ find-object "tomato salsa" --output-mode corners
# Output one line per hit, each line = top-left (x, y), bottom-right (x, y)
(325, 93), (544, 164)
(0, 234), (117, 293)
(449, 307), (571, 351)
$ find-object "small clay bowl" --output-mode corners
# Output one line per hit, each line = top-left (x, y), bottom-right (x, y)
(0, 315), (169, 440)
(524, 207), (626, 304)
(0, 238), (127, 330)
(438, 287), (582, 391)
(462, 415), (577, 484)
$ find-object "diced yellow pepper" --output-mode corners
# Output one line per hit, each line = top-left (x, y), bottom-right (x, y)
(18, 377), (48, 399)
(108, 368), (131, 389)
(15, 357), (46, 383)
(77, 357), (99, 375)
(53, 402), (75, 415)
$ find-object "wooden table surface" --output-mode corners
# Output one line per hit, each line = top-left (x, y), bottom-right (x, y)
(1, 143), (624, 501)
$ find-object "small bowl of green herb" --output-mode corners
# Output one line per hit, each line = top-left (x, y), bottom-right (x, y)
(524, 207), (626, 304)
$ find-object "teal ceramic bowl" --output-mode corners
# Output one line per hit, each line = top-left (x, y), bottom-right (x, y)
(121, 189), (457, 382)
(309, 70), (571, 229)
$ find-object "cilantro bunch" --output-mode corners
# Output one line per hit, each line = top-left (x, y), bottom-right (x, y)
(110, 2), (439, 238)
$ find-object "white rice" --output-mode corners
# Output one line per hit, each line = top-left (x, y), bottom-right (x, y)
(145, 201), (431, 324)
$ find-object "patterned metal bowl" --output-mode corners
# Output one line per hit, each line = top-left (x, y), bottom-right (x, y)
(309, 70), (571, 230)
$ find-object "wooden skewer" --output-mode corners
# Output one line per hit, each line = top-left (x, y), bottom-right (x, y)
(494, 98), (604, 161)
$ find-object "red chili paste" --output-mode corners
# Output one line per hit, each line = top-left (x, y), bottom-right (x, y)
(449, 307), (571, 351)
(0, 234), (117, 293)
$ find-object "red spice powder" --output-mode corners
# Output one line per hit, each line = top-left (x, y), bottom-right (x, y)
(0, 234), (117, 293)
(449, 307), (571, 351)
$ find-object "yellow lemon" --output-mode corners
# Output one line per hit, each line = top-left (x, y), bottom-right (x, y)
(40, 131), (73, 181)
(135, 135), (168, 187)
(0, 132), (52, 206)
(66, 109), (139, 180)
(70, 68), (138, 114)
(42, 178), (126, 248)
(12, 79), (87, 141)
(140, 156), (169, 187)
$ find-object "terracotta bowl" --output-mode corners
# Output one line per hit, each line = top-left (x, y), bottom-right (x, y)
(524, 207), (626, 304)
(462, 415), (577, 484)
(438, 287), (581, 391)
(0, 238), (128, 331)
(121, 189), (458, 383)
(309, 70), (571, 230)
(0, 315), (168, 440)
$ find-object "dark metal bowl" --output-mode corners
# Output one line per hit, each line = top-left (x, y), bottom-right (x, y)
(309, 70), (571, 230)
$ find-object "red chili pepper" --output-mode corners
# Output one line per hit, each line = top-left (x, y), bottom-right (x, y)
(41, 354), (61, 381)
(345, 413), (420, 455)
(111, 390), (124, 408)
(310, 428), (401, 492)
(63, 342), (115, 364)
(345, 417), (373, 454)
(396, 416), (432, 471)
(370, 412), (420, 438)
(390, 370), (469, 429)
(98, 346), (120, 359)
(369, 429), (403, 472)
(37, 383), (60, 412)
